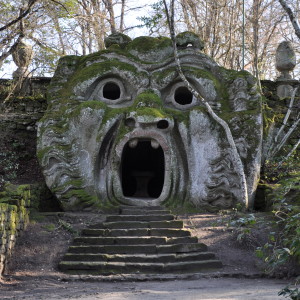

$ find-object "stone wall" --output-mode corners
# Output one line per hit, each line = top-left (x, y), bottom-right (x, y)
(0, 78), (55, 277)
(0, 184), (30, 276)
(0, 77), (50, 189)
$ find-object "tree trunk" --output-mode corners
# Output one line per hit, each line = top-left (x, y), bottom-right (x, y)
(163, 0), (249, 208)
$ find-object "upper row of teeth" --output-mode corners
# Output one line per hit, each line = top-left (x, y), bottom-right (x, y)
(129, 138), (160, 149)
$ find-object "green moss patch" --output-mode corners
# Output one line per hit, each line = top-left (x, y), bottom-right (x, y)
(126, 36), (172, 54)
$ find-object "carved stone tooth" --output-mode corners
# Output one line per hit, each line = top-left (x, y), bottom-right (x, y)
(151, 139), (159, 149)
(129, 138), (138, 148)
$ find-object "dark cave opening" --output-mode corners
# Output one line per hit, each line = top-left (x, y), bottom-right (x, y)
(121, 140), (165, 199)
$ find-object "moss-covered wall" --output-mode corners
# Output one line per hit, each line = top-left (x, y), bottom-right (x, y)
(0, 78), (50, 190)
(0, 182), (61, 277)
(0, 184), (30, 276)
(0, 77), (62, 277)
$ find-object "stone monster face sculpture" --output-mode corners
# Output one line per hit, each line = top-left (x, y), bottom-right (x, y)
(37, 32), (263, 211)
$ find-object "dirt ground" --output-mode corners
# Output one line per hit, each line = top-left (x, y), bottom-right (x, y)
(0, 276), (292, 300)
(1, 211), (299, 299)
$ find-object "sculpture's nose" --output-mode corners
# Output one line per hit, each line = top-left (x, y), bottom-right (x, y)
(124, 116), (170, 130)
(124, 89), (173, 131)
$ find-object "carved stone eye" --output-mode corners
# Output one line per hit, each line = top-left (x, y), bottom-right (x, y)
(86, 77), (131, 105)
(174, 86), (193, 105)
(103, 82), (121, 100)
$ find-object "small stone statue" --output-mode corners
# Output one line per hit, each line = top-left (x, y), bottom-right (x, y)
(276, 41), (296, 79)
(275, 41), (297, 98)
(12, 40), (33, 79)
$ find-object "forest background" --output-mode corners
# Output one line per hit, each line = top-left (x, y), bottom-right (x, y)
(1, 0), (300, 80)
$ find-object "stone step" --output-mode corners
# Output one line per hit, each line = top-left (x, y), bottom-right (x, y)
(68, 242), (208, 254)
(59, 260), (222, 275)
(73, 236), (198, 245)
(81, 228), (191, 237)
(120, 209), (171, 215)
(105, 214), (174, 222)
(89, 220), (184, 229)
(119, 205), (165, 211)
(62, 251), (217, 263)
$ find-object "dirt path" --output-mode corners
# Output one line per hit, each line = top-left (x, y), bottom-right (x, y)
(1, 276), (290, 299)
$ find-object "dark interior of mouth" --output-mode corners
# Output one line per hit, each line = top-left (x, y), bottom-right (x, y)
(121, 140), (165, 199)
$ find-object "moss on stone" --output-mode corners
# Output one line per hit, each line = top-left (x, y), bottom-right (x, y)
(63, 188), (99, 209)
(134, 90), (163, 107)
(60, 59), (145, 100)
(176, 31), (205, 50)
(37, 146), (53, 163)
(105, 32), (132, 49)
(125, 36), (172, 54)
(220, 109), (260, 124)
(219, 67), (252, 83)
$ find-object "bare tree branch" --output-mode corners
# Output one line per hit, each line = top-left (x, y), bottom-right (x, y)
(277, 138), (300, 168)
(275, 86), (299, 142)
(278, 0), (300, 40)
(0, 0), (38, 32)
(162, 0), (249, 208)
(49, 0), (71, 13)
(269, 114), (300, 159)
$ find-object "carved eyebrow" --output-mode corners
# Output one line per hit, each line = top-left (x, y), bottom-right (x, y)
(151, 67), (178, 89)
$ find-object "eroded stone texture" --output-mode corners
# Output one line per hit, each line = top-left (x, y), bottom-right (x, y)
(12, 40), (34, 79)
(37, 32), (263, 211)
(275, 41), (297, 99)
(276, 41), (296, 79)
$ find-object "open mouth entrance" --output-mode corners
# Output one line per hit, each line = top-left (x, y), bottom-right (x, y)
(121, 140), (165, 199)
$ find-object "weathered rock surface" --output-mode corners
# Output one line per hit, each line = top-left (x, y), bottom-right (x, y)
(37, 32), (263, 211)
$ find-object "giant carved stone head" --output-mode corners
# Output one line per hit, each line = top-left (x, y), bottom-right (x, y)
(37, 32), (263, 211)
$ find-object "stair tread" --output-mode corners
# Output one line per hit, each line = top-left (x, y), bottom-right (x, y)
(74, 236), (198, 245)
(81, 228), (191, 237)
(59, 260), (223, 274)
(119, 205), (165, 210)
(61, 252), (217, 263)
(63, 251), (217, 258)
(89, 220), (184, 229)
(68, 243), (208, 254)
(105, 215), (175, 222)
(69, 242), (205, 248)
(60, 259), (221, 266)
(121, 210), (171, 215)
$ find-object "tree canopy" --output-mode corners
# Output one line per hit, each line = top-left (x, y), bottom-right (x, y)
(1, 0), (300, 79)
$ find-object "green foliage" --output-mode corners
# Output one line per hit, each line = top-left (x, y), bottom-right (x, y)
(58, 219), (78, 236)
(42, 223), (56, 232)
(227, 213), (258, 246)
(211, 209), (260, 248)
(263, 152), (300, 183)
(0, 151), (19, 189)
(255, 176), (300, 275)
(32, 47), (60, 76)
(228, 213), (257, 227)
(278, 286), (300, 300)
(138, 1), (165, 33)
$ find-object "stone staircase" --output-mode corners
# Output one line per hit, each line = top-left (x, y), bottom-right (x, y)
(59, 206), (222, 275)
